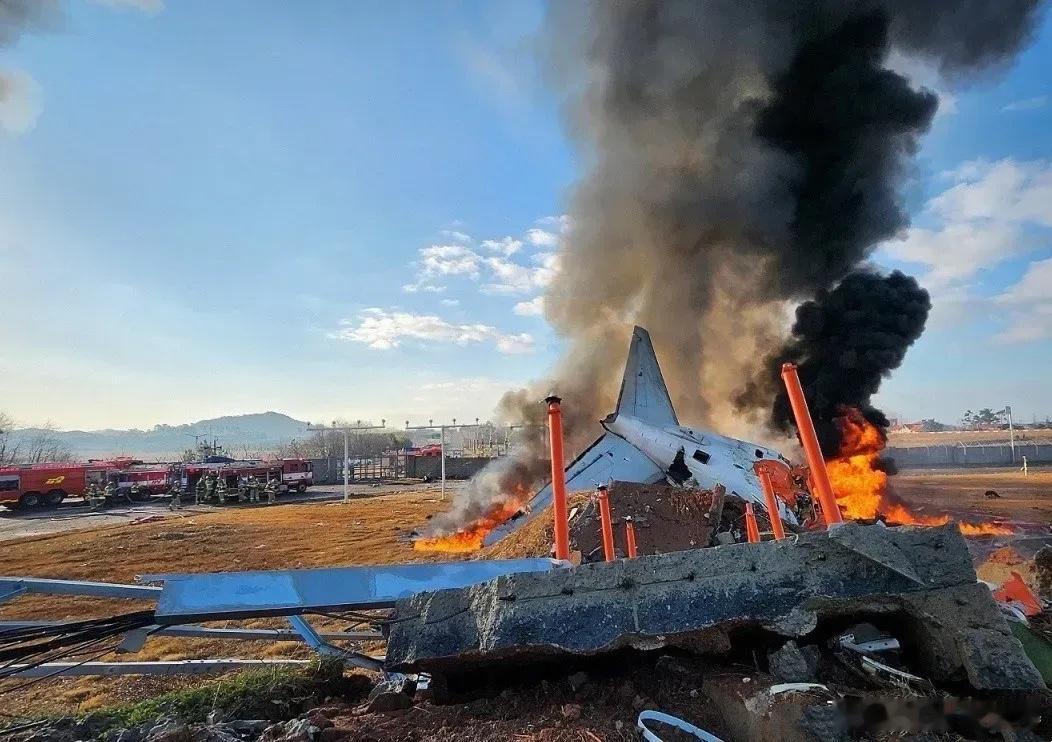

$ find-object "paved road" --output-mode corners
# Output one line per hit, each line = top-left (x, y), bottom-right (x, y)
(0, 481), (467, 543)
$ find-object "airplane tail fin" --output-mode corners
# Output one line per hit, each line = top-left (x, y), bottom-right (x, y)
(613, 326), (679, 427)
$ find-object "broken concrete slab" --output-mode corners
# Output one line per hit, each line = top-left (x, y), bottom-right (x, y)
(386, 523), (1045, 691)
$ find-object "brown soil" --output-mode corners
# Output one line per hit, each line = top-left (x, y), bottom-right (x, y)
(889, 468), (1052, 529)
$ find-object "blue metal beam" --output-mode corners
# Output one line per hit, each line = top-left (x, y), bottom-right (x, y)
(0, 577), (161, 601)
(148, 558), (564, 621)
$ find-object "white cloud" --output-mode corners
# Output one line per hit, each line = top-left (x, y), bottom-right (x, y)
(482, 252), (559, 295)
(998, 257), (1052, 305)
(882, 159), (1052, 297)
(884, 221), (1022, 289)
(401, 282), (445, 294)
(993, 257), (1052, 344)
(440, 229), (472, 243)
(440, 298), (460, 307)
(525, 228), (559, 248)
(1002, 95), (1047, 112)
(513, 296), (545, 316)
(419, 244), (482, 278)
(332, 308), (534, 354)
(931, 159), (1052, 227)
(537, 214), (572, 234)
(481, 236), (522, 256)
(0, 69), (42, 136)
(93, 0), (165, 13)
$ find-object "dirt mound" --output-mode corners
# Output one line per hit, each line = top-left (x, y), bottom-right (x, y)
(569, 481), (724, 561)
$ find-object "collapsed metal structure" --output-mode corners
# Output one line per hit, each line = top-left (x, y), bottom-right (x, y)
(0, 559), (565, 679)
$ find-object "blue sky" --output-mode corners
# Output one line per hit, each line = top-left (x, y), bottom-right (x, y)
(0, 1), (1050, 430)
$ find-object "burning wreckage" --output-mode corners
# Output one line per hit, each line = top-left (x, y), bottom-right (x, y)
(2, 325), (1049, 740)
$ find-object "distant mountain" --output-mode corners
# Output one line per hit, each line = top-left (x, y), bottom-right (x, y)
(12, 412), (312, 461)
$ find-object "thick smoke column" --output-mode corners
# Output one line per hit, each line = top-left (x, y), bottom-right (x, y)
(425, 0), (1042, 536)
(768, 270), (932, 455)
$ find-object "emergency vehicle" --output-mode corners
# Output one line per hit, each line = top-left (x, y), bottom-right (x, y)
(182, 458), (313, 495)
(0, 459), (140, 509)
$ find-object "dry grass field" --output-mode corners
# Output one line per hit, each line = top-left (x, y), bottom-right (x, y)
(888, 428), (1052, 448)
(1, 469), (1049, 718)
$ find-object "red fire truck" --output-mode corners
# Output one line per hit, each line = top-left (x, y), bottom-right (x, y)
(182, 458), (313, 496)
(0, 458), (141, 509)
(0, 457), (313, 510)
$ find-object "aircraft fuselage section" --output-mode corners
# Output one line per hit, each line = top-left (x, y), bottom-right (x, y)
(603, 414), (795, 523)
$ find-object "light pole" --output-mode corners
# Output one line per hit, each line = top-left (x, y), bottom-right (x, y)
(1005, 405), (1015, 463)
(405, 420), (482, 500)
(308, 420), (386, 503)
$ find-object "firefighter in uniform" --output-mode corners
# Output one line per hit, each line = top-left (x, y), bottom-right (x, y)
(236, 476), (248, 503)
(204, 473), (217, 503)
(217, 477), (229, 504)
(265, 477), (278, 504)
(247, 475), (261, 503)
(102, 481), (116, 508)
(86, 483), (104, 510)
(169, 481), (183, 510)
(129, 481), (142, 503)
(194, 476), (206, 505)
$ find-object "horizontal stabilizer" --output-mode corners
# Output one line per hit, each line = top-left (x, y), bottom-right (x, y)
(482, 433), (665, 546)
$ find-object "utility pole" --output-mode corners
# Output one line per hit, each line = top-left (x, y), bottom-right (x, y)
(1005, 405), (1015, 463)
(308, 420), (386, 503)
(405, 420), (481, 500)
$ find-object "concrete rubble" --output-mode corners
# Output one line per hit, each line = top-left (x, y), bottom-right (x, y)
(387, 523), (1045, 692)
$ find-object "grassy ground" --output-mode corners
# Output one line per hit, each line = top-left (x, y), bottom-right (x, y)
(0, 488), (449, 717)
(1, 470), (1049, 718)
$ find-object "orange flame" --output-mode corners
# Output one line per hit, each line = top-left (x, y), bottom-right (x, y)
(825, 408), (1013, 536)
(413, 487), (530, 553)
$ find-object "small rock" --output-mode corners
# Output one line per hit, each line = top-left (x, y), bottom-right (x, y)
(217, 720), (268, 736)
(366, 676), (416, 713)
(145, 720), (191, 742)
(768, 640), (820, 683)
(631, 695), (647, 710)
(305, 710), (334, 730)
(614, 720), (624, 732)
(984, 490), (1001, 499)
(189, 726), (238, 742)
(260, 718), (316, 742)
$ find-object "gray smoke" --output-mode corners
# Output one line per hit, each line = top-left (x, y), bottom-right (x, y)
(0, 1), (59, 133)
(424, 0), (1045, 537)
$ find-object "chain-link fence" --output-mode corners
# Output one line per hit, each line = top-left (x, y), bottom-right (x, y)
(887, 441), (1052, 469)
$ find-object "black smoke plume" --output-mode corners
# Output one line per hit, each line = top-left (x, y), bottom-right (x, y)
(769, 270), (932, 455)
(425, 0), (1043, 536)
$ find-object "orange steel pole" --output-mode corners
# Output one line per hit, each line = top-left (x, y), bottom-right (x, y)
(780, 363), (844, 526)
(596, 485), (615, 562)
(624, 517), (638, 558)
(545, 395), (571, 561)
(757, 469), (786, 541)
(744, 503), (760, 543)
